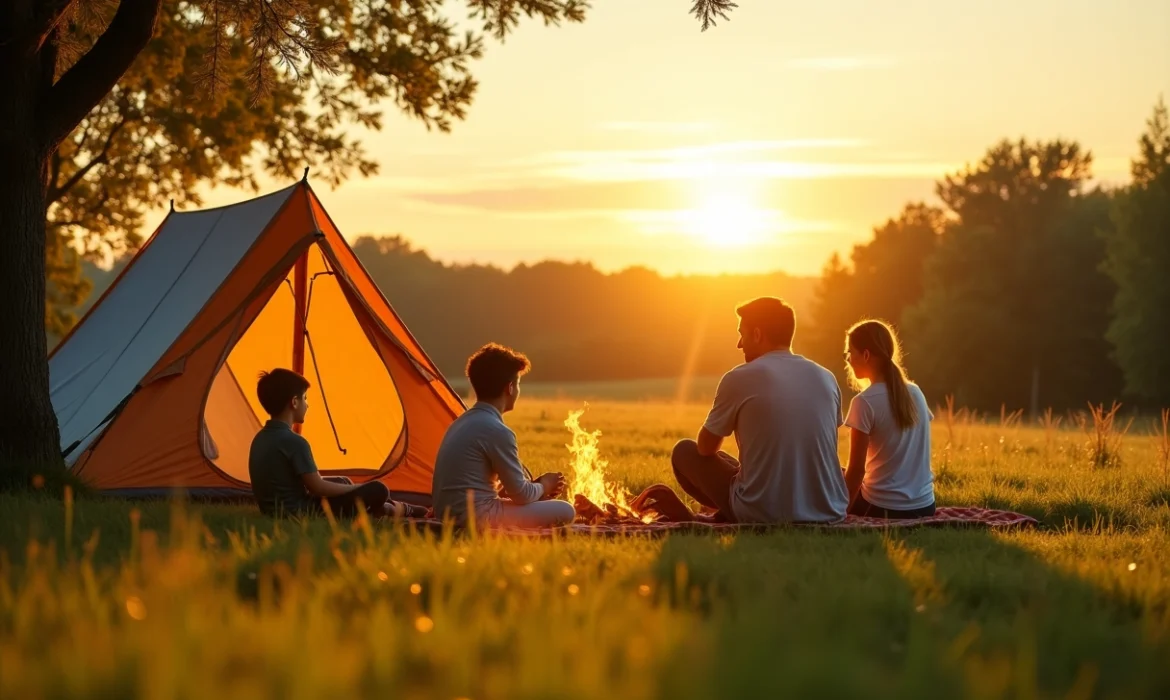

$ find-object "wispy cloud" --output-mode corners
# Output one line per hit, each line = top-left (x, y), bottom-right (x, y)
(529, 139), (866, 165)
(786, 55), (899, 71)
(620, 208), (842, 240)
(540, 158), (957, 183)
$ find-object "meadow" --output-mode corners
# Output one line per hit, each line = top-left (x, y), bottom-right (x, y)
(2, 398), (1170, 699)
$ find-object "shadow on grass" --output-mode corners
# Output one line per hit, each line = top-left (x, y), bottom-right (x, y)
(1146, 486), (1170, 509)
(971, 492), (1144, 531)
(644, 527), (1169, 700)
(0, 493), (324, 568)
(906, 530), (1167, 698)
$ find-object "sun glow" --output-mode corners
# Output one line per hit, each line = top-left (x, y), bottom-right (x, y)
(680, 191), (771, 247)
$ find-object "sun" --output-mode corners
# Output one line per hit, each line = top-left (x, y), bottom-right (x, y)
(681, 191), (770, 247)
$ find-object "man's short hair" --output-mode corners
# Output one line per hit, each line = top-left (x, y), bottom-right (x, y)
(256, 368), (310, 416)
(466, 343), (531, 400)
(735, 297), (796, 346)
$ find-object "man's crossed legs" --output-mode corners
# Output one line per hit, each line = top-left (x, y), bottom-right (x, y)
(670, 439), (740, 521)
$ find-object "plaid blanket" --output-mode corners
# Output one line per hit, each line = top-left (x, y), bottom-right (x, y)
(398, 506), (1038, 538)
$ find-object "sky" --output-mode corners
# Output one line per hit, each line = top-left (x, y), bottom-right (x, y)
(156, 0), (1170, 277)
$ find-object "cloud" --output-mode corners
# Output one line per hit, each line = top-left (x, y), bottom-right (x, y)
(515, 139), (866, 168)
(539, 158), (958, 183)
(406, 173), (940, 213)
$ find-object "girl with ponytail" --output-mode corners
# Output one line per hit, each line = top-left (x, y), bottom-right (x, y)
(843, 320), (936, 519)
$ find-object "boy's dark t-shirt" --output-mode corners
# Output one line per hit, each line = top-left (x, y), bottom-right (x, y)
(249, 420), (318, 515)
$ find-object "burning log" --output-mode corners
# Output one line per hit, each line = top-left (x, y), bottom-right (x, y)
(573, 494), (657, 526)
(563, 406), (677, 526)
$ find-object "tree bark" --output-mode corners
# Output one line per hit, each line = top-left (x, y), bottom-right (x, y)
(0, 34), (62, 474)
(0, 0), (161, 484)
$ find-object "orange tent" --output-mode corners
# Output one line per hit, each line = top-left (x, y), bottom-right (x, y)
(49, 181), (464, 502)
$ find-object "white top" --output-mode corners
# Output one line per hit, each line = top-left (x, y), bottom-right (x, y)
(703, 350), (849, 523)
(432, 403), (545, 522)
(844, 382), (935, 510)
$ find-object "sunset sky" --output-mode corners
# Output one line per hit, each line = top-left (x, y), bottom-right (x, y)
(163, 0), (1170, 277)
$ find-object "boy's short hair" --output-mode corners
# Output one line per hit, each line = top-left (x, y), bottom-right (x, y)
(256, 369), (311, 416)
(735, 297), (796, 346)
(465, 343), (531, 400)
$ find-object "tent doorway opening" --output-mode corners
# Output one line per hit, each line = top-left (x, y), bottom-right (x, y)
(202, 242), (406, 483)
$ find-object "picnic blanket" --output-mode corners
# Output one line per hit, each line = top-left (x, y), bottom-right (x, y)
(398, 487), (1038, 538)
(490, 505), (1037, 538)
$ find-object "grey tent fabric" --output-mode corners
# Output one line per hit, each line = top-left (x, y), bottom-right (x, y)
(50, 186), (298, 464)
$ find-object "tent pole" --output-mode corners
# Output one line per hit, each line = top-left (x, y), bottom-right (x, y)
(292, 251), (309, 434)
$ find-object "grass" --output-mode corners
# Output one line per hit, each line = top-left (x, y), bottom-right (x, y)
(3, 398), (1170, 699)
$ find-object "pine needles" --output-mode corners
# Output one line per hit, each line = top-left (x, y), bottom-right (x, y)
(690, 0), (738, 31)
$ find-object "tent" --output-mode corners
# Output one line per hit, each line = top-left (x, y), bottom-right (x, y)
(49, 180), (465, 502)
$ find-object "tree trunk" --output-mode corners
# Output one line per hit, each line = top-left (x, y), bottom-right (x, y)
(0, 35), (63, 477)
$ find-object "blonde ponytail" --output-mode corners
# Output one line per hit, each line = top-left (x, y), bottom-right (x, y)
(847, 320), (919, 431)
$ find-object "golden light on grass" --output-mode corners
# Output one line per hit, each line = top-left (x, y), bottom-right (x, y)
(567, 584), (580, 596)
(410, 583), (422, 595)
(562, 566), (573, 577)
(4, 400), (1170, 696)
(457, 556), (466, 564)
(522, 564), (534, 575)
(377, 571), (388, 582)
(1128, 562), (1137, 571)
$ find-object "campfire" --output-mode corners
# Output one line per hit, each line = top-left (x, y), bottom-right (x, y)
(563, 407), (656, 525)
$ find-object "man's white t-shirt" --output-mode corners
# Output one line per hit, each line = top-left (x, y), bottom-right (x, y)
(844, 382), (935, 510)
(703, 350), (849, 523)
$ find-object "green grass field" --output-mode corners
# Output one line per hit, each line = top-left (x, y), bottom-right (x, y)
(3, 399), (1170, 699)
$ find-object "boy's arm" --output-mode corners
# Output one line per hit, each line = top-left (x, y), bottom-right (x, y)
(288, 439), (356, 499)
(486, 428), (544, 505)
(302, 472), (358, 498)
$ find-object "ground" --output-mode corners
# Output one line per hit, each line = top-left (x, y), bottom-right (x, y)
(2, 398), (1169, 699)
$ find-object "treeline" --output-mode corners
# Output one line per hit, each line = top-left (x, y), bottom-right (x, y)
(351, 239), (816, 382)
(805, 99), (1170, 413)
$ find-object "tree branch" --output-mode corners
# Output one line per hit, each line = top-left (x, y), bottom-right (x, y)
(30, 0), (78, 53)
(38, 0), (162, 151)
(50, 116), (128, 202)
(690, 0), (738, 31)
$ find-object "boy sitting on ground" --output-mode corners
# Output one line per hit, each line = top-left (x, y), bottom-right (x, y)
(432, 344), (576, 528)
(249, 368), (425, 519)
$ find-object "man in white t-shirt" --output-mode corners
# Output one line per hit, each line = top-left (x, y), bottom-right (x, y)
(670, 297), (849, 523)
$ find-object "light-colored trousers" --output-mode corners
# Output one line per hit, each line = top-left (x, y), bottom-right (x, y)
(487, 499), (576, 528)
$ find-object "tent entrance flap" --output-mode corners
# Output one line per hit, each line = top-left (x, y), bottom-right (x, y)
(202, 242), (407, 483)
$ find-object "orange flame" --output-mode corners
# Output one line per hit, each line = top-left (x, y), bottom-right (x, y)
(564, 406), (652, 521)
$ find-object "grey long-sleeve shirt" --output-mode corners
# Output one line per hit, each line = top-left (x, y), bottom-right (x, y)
(431, 403), (544, 522)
